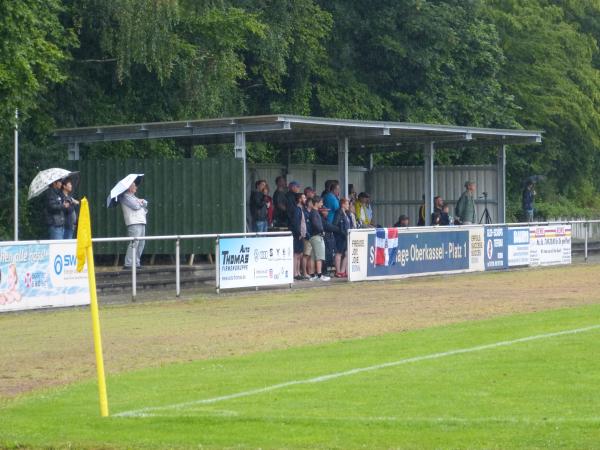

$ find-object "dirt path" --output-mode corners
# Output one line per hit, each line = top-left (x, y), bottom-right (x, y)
(1, 264), (599, 400)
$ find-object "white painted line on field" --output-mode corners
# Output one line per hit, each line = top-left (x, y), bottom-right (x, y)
(115, 324), (600, 418)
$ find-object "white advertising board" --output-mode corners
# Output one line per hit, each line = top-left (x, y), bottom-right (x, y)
(529, 225), (571, 266)
(348, 226), (485, 282)
(0, 240), (90, 312)
(216, 235), (294, 290)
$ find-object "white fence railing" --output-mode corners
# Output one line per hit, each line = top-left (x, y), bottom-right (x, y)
(92, 231), (292, 301)
(88, 220), (600, 300)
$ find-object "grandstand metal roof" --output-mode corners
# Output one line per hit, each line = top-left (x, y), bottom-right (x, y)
(54, 114), (542, 149)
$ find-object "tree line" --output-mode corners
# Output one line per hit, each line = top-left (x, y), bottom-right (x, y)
(2, 0), (600, 238)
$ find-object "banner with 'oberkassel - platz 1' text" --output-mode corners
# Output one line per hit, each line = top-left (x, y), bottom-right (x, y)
(348, 226), (484, 282)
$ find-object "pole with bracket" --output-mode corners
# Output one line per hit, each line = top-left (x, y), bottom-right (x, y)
(14, 109), (18, 241)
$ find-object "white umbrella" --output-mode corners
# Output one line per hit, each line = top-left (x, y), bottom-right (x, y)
(106, 173), (144, 208)
(28, 168), (72, 200)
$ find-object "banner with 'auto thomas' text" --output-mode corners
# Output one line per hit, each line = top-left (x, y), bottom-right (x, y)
(216, 235), (294, 290)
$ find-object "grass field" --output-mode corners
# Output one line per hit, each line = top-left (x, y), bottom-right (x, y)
(1, 266), (600, 448)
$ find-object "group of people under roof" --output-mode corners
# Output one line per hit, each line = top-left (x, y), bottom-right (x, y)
(249, 178), (498, 281)
(249, 177), (377, 282)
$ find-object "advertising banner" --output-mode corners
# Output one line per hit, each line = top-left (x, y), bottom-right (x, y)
(529, 225), (571, 266)
(217, 235), (294, 290)
(0, 241), (89, 313)
(349, 226), (485, 282)
(506, 227), (530, 267)
(484, 226), (506, 270)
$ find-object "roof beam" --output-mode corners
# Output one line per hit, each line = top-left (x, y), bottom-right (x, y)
(55, 121), (292, 144)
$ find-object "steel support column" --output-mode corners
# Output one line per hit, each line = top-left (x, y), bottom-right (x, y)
(497, 144), (506, 224)
(235, 131), (247, 231)
(423, 142), (435, 224)
(338, 136), (349, 198)
(68, 143), (80, 160)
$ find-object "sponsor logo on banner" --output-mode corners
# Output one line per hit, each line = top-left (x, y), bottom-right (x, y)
(360, 229), (470, 279)
(0, 241), (89, 313)
(484, 226), (506, 270)
(218, 236), (294, 289)
(529, 225), (571, 266)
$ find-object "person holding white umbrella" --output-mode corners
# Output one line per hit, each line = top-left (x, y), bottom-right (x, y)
(108, 174), (148, 270)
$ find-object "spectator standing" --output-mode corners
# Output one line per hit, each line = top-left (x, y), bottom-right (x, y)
(323, 181), (341, 223)
(431, 196), (450, 226)
(61, 177), (80, 239)
(348, 201), (359, 229)
(302, 196), (315, 279)
(273, 175), (288, 227)
(307, 195), (331, 281)
(285, 181), (302, 226)
(250, 179), (269, 232)
(44, 179), (68, 239)
(332, 198), (351, 278)
(320, 206), (339, 274)
(119, 181), (148, 270)
(348, 184), (358, 205)
(417, 195), (426, 226)
(290, 192), (308, 280)
(304, 187), (315, 201)
(455, 181), (477, 224)
(394, 214), (410, 227)
(355, 192), (374, 227)
(263, 183), (274, 228)
(522, 181), (536, 222)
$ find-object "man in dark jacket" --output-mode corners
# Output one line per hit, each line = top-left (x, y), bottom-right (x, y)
(44, 180), (69, 239)
(522, 181), (535, 222)
(290, 192), (308, 279)
(272, 175), (288, 228)
(431, 196), (450, 226)
(250, 179), (269, 232)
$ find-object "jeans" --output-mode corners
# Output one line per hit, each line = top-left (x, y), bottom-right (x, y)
(48, 226), (64, 240)
(63, 228), (74, 239)
(124, 224), (146, 268)
(525, 209), (534, 222)
(255, 220), (268, 232)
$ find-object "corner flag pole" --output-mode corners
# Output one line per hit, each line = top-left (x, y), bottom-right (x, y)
(77, 197), (109, 417)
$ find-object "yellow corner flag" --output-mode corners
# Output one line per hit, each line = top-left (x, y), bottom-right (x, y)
(77, 198), (110, 417)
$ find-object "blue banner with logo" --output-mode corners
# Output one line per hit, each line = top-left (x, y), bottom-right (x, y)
(365, 230), (470, 277)
(484, 226), (507, 270)
(506, 227), (530, 266)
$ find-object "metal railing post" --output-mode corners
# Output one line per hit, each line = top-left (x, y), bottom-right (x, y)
(131, 239), (137, 302)
(176, 238), (181, 297)
(585, 221), (589, 262)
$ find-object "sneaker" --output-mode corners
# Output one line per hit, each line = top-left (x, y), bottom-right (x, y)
(319, 274), (331, 281)
(294, 275), (303, 281)
(300, 275), (311, 281)
(309, 275), (318, 282)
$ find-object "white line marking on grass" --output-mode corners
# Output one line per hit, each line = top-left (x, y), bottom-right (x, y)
(130, 413), (600, 425)
(115, 324), (600, 418)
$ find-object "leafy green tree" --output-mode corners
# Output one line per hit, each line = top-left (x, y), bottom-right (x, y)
(0, 0), (74, 239)
(486, 0), (600, 209)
